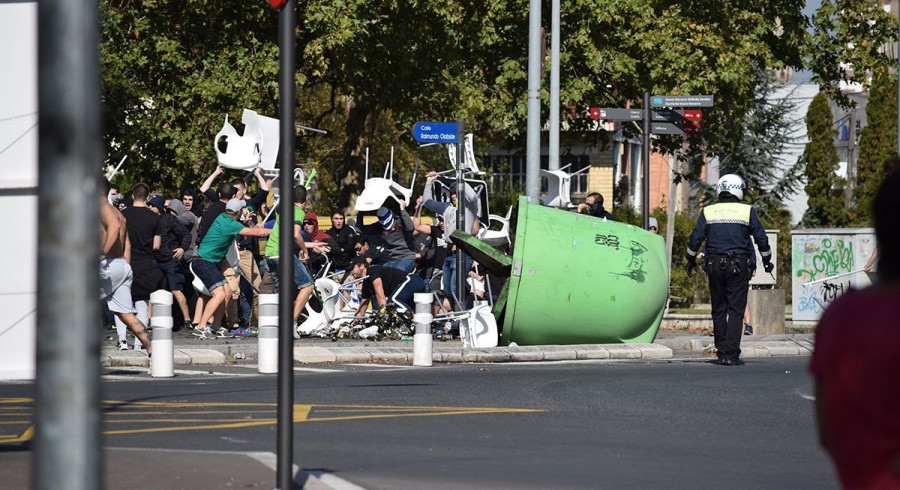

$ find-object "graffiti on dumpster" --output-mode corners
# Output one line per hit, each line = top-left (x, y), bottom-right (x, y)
(594, 234), (620, 250)
(794, 237), (854, 281)
(612, 240), (647, 283)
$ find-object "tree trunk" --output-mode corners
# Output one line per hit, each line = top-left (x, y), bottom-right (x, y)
(338, 97), (378, 210)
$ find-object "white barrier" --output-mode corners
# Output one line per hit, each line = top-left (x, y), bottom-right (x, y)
(412, 293), (433, 367)
(149, 290), (174, 378)
(258, 294), (279, 373)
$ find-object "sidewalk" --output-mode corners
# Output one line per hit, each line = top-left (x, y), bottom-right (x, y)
(102, 327), (814, 368)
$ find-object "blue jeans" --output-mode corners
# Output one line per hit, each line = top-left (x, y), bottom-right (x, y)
(265, 256), (313, 291)
(382, 258), (416, 274)
(442, 253), (473, 301)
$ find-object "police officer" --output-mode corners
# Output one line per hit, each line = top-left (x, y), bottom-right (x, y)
(685, 174), (772, 366)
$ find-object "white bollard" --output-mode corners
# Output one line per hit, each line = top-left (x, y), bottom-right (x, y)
(412, 292), (434, 367)
(258, 294), (279, 374)
(149, 290), (174, 378)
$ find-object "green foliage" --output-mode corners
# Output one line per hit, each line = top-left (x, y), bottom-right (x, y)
(97, 0), (896, 216)
(853, 67), (898, 224)
(805, 0), (898, 108)
(100, 1), (280, 193)
(802, 92), (848, 227)
(759, 206), (794, 303)
(689, 68), (805, 222)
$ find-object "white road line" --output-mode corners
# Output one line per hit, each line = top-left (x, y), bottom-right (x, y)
(294, 366), (343, 373)
(345, 364), (416, 369)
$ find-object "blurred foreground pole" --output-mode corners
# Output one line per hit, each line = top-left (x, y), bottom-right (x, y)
(276, 1), (297, 489)
(525, 0), (542, 201)
(35, 1), (103, 489)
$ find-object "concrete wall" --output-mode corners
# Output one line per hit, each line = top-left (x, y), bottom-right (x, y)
(0, 1), (37, 380)
(791, 229), (876, 323)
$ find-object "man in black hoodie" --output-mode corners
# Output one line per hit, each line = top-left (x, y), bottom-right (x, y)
(148, 196), (193, 329)
(325, 209), (356, 271)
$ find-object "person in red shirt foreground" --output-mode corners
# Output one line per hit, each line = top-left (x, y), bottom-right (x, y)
(810, 168), (900, 489)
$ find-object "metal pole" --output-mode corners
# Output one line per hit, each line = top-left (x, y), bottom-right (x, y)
(36, 0), (102, 488)
(456, 120), (466, 310)
(276, 1), (296, 488)
(548, 0), (560, 171)
(525, 0), (542, 201)
(642, 92), (651, 229)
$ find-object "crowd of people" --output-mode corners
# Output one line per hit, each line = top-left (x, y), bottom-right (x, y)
(100, 167), (501, 349)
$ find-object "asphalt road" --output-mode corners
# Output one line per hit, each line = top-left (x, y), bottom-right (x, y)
(0, 357), (836, 489)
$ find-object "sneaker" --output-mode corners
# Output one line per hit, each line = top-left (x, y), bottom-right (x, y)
(743, 323), (753, 336)
(117, 340), (129, 350)
(191, 325), (215, 339)
(233, 327), (257, 338)
(214, 326), (233, 338)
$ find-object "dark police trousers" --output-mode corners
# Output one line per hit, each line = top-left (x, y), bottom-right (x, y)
(705, 254), (751, 360)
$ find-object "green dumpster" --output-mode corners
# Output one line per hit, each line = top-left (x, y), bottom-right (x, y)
(500, 197), (668, 345)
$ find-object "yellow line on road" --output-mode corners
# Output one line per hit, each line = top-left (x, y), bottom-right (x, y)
(0, 425), (33, 443)
(0, 397), (546, 441)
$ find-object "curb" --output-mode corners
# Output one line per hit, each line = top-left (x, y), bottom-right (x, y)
(100, 335), (815, 367)
(101, 343), (675, 367)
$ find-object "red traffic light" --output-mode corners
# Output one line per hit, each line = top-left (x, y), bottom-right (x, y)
(268, 0), (288, 8)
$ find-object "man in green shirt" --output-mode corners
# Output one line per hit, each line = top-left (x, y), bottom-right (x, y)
(264, 185), (314, 331)
(192, 199), (271, 338)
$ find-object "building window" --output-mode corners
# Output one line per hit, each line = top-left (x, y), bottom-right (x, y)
(482, 154), (590, 197)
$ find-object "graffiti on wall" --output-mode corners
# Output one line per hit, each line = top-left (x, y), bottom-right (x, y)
(794, 237), (854, 281)
(792, 235), (858, 320)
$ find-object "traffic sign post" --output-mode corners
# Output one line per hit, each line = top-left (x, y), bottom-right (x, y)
(590, 107), (643, 121)
(651, 95), (714, 107)
(413, 121), (460, 144)
(651, 122), (683, 135)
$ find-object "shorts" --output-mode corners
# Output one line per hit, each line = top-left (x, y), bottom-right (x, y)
(156, 259), (184, 291)
(99, 258), (136, 314)
(130, 257), (162, 301)
(265, 256), (313, 291)
(191, 258), (227, 293)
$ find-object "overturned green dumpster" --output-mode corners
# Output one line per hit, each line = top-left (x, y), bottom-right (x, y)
(453, 197), (668, 346)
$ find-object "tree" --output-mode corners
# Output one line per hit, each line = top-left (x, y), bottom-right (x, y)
(684, 67), (805, 222)
(805, 0), (898, 108)
(853, 66), (898, 223)
(802, 92), (848, 227)
(100, 2), (281, 192)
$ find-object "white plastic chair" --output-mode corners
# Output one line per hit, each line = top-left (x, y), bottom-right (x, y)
(477, 205), (512, 248)
(540, 165), (591, 208)
(354, 177), (413, 211)
(214, 112), (261, 170)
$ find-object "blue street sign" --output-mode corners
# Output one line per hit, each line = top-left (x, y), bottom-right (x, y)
(413, 121), (460, 144)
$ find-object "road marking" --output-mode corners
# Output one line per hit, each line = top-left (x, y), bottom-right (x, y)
(293, 367), (343, 373)
(0, 397), (545, 442)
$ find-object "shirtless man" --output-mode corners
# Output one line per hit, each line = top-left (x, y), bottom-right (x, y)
(100, 180), (152, 354)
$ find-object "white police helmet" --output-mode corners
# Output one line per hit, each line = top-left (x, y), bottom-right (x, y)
(716, 174), (745, 200)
